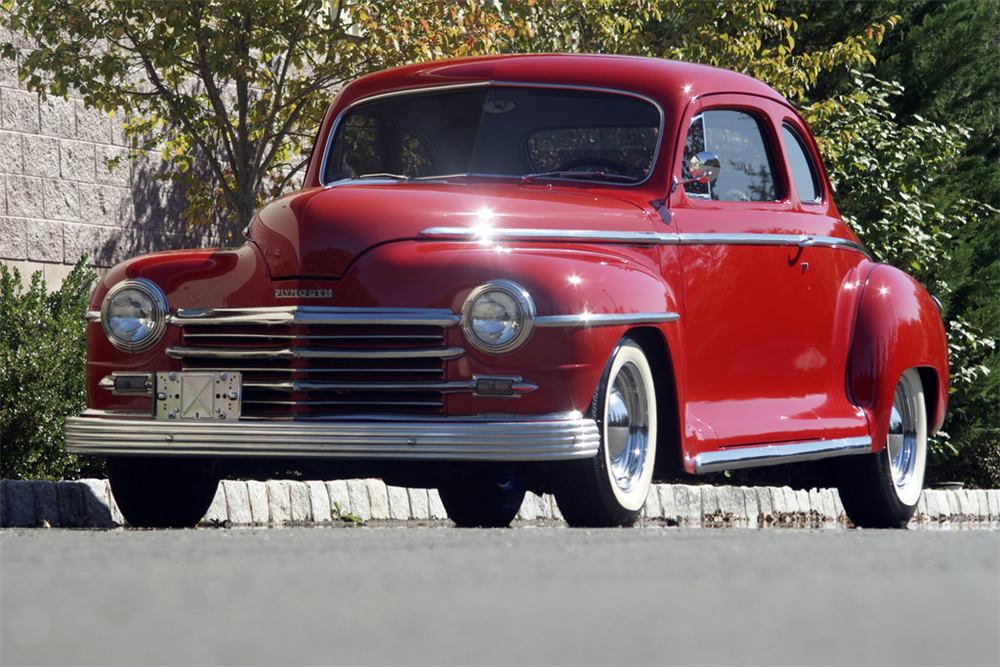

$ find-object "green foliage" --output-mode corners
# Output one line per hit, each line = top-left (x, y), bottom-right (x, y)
(332, 501), (363, 525)
(1, 0), (527, 238)
(0, 258), (103, 480)
(812, 74), (967, 284)
(512, 0), (892, 103)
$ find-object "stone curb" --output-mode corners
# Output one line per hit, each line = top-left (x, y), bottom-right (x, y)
(2, 479), (998, 529)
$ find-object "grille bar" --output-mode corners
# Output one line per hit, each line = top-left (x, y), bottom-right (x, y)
(182, 333), (445, 342)
(167, 345), (465, 361)
(245, 380), (475, 393)
(169, 305), (461, 327)
(244, 399), (444, 408)
(188, 366), (444, 376)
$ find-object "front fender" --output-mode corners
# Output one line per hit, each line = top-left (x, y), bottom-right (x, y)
(848, 263), (948, 450)
(339, 240), (679, 415)
(86, 244), (273, 411)
(338, 240), (673, 315)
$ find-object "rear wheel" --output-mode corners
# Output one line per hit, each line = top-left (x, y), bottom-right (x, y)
(108, 456), (220, 528)
(438, 466), (526, 528)
(555, 339), (657, 527)
(838, 368), (927, 528)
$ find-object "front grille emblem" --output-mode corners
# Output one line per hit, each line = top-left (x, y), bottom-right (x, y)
(275, 289), (334, 299)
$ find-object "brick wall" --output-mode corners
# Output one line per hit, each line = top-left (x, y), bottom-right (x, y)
(0, 30), (213, 288)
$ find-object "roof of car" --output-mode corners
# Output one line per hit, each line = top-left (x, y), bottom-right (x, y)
(335, 53), (786, 108)
(302, 54), (793, 189)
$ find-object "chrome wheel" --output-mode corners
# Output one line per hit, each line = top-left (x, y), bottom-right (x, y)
(555, 338), (657, 526)
(887, 369), (927, 506)
(606, 361), (652, 496)
(836, 367), (928, 528)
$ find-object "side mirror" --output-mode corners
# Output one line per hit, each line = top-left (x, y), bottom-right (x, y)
(672, 151), (721, 192)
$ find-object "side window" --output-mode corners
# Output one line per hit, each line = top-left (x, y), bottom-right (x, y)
(683, 110), (777, 202)
(782, 124), (822, 203)
(682, 114), (709, 198)
(326, 114), (387, 180)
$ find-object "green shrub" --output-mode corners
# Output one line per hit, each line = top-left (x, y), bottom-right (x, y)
(0, 257), (104, 480)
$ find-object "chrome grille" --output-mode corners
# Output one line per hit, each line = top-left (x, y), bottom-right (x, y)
(166, 307), (464, 419)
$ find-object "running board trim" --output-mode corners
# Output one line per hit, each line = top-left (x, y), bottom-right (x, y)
(693, 436), (872, 473)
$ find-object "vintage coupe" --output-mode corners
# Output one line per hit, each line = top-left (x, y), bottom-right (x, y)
(65, 54), (948, 529)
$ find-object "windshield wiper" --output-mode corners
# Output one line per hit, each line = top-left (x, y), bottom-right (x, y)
(520, 171), (641, 184)
(353, 173), (411, 180)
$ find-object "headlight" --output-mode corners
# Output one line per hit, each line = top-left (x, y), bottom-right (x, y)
(101, 279), (168, 352)
(462, 280), (535, 354)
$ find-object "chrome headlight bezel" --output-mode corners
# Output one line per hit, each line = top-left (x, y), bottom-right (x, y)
(100, 278), (168, 353)
(461, 280), (536, 355)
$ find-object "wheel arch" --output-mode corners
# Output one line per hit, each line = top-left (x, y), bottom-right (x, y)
(916, 366), (942, 435)
(624, 326), (683, 479)
(848, 263), (949, 451)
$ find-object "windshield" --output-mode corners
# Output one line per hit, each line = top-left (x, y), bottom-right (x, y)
(322, 86), (662, 185)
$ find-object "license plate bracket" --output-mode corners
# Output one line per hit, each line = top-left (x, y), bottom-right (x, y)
(155, 372), (241, 421)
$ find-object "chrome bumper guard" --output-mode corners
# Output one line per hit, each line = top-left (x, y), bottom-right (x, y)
(64, 413), (601, 461)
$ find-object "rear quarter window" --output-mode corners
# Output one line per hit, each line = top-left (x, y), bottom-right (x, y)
(782, 124), (823, 204)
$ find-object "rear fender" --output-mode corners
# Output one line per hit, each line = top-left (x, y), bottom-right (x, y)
(848, 264), (948, 451)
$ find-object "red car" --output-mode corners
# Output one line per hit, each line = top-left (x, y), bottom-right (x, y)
(65, 54), (948, 529)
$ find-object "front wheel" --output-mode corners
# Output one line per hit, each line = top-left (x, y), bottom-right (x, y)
(437, 466), (527, 528)
(555, 339), (657, 527)
(838, 368), (928, 528)
(108, 456), (220, 528)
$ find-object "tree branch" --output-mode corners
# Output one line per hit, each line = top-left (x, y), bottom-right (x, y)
(120, 21), (239, 212)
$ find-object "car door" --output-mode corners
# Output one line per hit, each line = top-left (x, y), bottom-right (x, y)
(668, 95), (868, 450)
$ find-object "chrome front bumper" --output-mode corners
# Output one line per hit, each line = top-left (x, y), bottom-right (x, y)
(64, 412), (601, 461)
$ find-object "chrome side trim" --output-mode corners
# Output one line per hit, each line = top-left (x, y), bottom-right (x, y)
(420, 227), (666, 244)
(693, 436), (872, 473)
(168, 305), (676, 340)
(85, 310), (101, 322)
(417, 227), (872, 258)
(535, 312), (679, 327)
(166, 346), (465, 361)
(168, 306), (461, 328)
(64, 414), (601, 462)
(677, 233), (870, 257)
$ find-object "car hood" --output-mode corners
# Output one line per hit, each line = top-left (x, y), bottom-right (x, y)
(246, 181), (655, 279)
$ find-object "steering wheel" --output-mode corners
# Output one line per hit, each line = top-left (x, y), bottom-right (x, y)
(555, 157), (631, 175)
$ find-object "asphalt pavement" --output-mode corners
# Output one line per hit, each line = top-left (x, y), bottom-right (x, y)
(1, 526), (997, 666)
